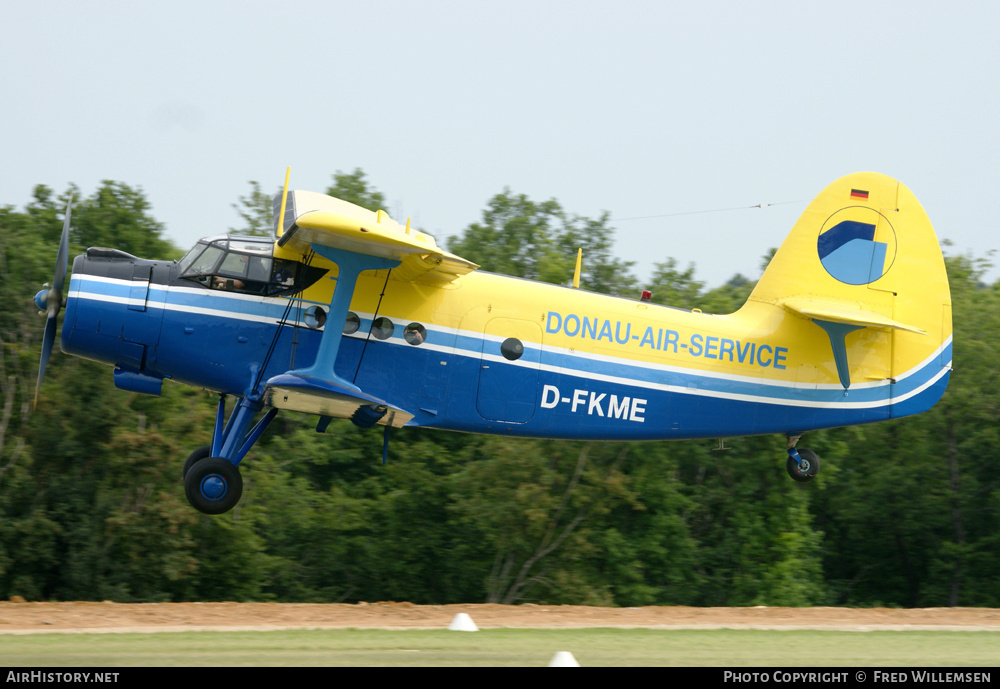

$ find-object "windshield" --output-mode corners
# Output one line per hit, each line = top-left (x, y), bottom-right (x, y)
(177, 236), (299, 296)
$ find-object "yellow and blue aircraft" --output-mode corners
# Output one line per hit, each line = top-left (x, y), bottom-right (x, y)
(34, 171), (952, 514)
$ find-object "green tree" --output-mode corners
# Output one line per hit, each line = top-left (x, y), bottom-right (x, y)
(0, 185), (185, 602)
(448, 438), (635, 604)
(700, 274), (755, 314)
(447, 189), (637, 296)
(809, 255), (1000, 607)
(229, 170), (389, 238)
(230, 181), (276, 237)
(911, 255), (1000, 605)
(71, 182), (177, 259)
(325, 169), (386, 212)
(646, 258), (704, 310)
(665, 436), (827, 606)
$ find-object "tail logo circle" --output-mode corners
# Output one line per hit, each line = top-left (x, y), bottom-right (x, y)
(817, 207), (897, 285)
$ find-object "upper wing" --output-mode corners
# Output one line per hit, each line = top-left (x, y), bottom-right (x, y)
(274, 190), (478, 285)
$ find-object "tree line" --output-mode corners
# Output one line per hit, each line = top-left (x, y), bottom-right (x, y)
(0, 171), (997, 607)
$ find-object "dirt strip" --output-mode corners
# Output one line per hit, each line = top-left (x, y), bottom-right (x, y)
(2, 602), (999, 634)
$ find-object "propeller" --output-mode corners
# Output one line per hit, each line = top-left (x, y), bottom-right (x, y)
(33, 200), (72, 407)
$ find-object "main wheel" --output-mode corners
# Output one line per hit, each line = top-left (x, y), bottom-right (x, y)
(184, 457), (243, 514)
(182, 445), (212, 479)
(786, 449), (820, 482)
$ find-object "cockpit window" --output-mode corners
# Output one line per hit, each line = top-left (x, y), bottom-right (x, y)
(248, 256), (271, 282)
(218, 251), (251, 278)
(177, 237), (295, 295)
(177, 236), (324, 297)
(188, 245), (226, 275)
(176, 245), (205, 275)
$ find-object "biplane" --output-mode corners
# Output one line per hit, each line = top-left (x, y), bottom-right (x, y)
(34, 171), (952, 514)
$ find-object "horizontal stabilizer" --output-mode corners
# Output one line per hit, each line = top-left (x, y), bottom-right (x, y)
(262, 372), (413, 428)
(275, 190), (477, 283)
(780, 298), (926, 335)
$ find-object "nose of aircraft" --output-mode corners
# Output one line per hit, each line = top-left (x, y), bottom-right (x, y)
(59, 248), (172, 397)
(33, 288), (48, 311)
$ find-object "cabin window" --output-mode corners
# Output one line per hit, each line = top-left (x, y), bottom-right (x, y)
(303, 305), (326, 329)
(501, 337), (524, 361)
(344, 312), (360, 334)
(371, 317), (394, 340)
(404, 323), (426, 345)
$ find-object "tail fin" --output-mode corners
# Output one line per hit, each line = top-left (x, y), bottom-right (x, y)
(746, 172), (951, 413)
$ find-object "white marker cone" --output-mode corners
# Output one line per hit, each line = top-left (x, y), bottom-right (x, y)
(548, 651), (580, 667)
(448, 612), (479, 631)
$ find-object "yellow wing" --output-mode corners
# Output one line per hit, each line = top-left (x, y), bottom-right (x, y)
(274, 190), (478, 284)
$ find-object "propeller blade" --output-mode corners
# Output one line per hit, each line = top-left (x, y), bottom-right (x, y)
(34, 200), (72, 408)
(35, 314), (58, 407)
(53, 201), (71, 295)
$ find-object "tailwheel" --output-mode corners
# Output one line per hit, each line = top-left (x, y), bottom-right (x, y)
(184, 456), (243, 514)
(786, 448), (820, 482)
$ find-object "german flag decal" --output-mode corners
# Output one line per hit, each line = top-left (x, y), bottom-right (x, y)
(850, 189), (869, 200)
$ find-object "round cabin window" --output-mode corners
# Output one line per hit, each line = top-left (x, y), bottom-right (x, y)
(404, 323), (427, 345)
(303, 305), (327, 329)
(343, 312), (360, 334)
(500, 337), (524, 361)
(371, 317), (394, 340)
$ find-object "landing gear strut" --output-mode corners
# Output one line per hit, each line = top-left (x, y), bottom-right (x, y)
(182, 394), (278, 514)
(785, 435), (820, 482)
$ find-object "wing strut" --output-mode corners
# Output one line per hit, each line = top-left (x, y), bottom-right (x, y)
(292, 245), (399, 384)
(263, 245), (412, 425)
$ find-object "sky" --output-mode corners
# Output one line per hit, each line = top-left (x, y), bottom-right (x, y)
(3, 0), (999, 289)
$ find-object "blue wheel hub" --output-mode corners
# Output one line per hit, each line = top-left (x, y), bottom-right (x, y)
(200, 474), (227, 500)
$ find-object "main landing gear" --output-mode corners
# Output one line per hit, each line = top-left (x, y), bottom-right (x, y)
(785, 435), (820, 483)
(185, 457), (244, 514)
(182, 395), (278, 515)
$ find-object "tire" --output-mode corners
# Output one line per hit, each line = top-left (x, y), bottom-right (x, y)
(182, 445), (212, 479)
(786, 449), (820, 482)
(184, 456), (243, 515)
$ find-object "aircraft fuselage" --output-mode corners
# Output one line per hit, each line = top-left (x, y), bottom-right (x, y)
(61, 245), (950, 441)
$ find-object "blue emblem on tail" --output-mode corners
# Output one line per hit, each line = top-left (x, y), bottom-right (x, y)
(818, 218), (892, 285)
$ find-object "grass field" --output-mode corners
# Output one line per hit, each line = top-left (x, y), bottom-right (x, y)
(3, 628), (998, 667)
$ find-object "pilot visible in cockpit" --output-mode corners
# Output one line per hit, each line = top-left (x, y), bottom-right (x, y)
(271, 265), (293, 285)
(213, 254), (248, 290)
